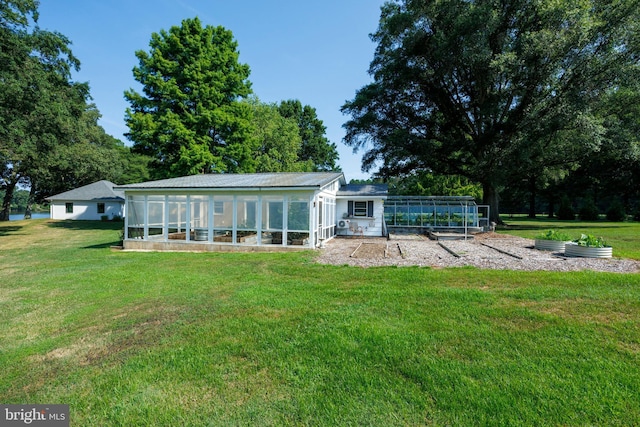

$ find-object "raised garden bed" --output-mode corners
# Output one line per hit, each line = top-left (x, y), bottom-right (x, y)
(564, 243), (612, 258)
(534, 239), (568, 252)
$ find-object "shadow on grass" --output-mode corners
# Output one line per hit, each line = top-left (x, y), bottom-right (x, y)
(0, 224), (23, 236)
(500, 223), (629, 231)
(83, 241), (121, 249)
(45, 220), (123, 249)
(46, 220), (123, 232)
(498, 216), (636, 231)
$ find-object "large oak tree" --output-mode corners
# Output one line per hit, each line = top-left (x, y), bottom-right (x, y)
(1, 0), (146, 220)
(342, 0), (640, 223)
(0, 0), (87, 220)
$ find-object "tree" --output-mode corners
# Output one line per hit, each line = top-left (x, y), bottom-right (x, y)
(0, 0), (88, 220)
(27, 106), (138, 203)
(125, 17), (254, 179)
(1, 1), (145, 220)
(561, 84), (640, 213)
(388, 172), (482, 200)
(277, 100), (339, 171)
(244, 99), (311, 172)
(342, 0), (640, 223)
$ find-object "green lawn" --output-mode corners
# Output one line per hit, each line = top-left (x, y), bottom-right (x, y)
(497, 215), (640, 260)
(1, 219), (639, 426)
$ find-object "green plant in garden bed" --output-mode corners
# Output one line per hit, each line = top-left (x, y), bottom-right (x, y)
(495, 217), (640, 259)
(574, 233), (609, 248)
(536, 229), (571, 241)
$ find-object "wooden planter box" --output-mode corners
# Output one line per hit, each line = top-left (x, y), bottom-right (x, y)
(214, 233), (257, 244)
(564, 243), (612, 258)
(534, 239), (569, 252)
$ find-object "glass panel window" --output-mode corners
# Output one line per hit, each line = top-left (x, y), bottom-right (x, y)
(167, 196), (186, 239)
(287, 196), (310, 247)
(237, 196), (257, 230)
(147, 196), (164, 238)
(65, 203), (73, 213)
(236, 196), (258, 244)
(213, 196), (233, 243)
(97, 203), (105, 214)
(354, 201), (367, 217)
(126, 196), (145, 239)
(287, 196), (309, 231)
(261, 196), (284, 245)
(190, 196), (209, 239)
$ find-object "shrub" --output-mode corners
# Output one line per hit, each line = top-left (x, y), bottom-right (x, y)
(606, 199), (626, 222)
(557, 197), (575, 220)
(578, 198), (599, 221)
(536, 229), (571, 241)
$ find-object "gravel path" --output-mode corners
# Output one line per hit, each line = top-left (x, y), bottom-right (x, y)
(316, 233), (640, 273)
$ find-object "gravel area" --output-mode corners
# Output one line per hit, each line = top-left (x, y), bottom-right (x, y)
(316, 233), (640, 273)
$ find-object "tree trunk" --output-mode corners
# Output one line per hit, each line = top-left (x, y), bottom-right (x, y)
(483, 181), (502, 225)
(24, 185), (37, 219)
(0, 181), (17, 221)
(528, 176), (537, 219)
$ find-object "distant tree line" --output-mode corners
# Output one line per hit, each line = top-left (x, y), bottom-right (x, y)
(0, 188), (46, 213)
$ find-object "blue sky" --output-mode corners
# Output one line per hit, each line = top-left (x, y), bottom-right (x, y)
(36, 0), (386, 181)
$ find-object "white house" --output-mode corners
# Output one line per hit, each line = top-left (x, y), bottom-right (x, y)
(114, 172), (388, 251)
(336, 183), (388, 237)
(46, 180), (124, 220)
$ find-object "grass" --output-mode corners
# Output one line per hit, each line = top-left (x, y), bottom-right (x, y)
(498, 215), (640, 259)
(1, 219), (639, 426)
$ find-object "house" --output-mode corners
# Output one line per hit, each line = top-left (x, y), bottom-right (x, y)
(115, 172), (388, 251)
(336, 183), (388, 237)
(47, 180), (124, 220)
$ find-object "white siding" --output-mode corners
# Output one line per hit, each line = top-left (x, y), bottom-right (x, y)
(336, 198), (385, 237)
(50, 201), (124, 220)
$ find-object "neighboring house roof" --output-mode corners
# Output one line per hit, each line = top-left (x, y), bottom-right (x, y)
(115, 172), (347, 191)
(337, 183), (388, 198)
(46, 180), (124, 202)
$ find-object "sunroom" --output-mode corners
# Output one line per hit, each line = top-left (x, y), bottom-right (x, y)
(116, 172), (345, 251)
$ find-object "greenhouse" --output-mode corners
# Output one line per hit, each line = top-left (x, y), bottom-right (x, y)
(383, 196), (488, 233)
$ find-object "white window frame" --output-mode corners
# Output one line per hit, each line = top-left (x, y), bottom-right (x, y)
(354, 201), (368, 217)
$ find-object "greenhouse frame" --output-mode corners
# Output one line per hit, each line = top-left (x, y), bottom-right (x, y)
(383, 196), (489, 233)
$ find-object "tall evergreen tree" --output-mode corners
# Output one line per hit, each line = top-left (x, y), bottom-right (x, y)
(125, 17), (254, 179)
